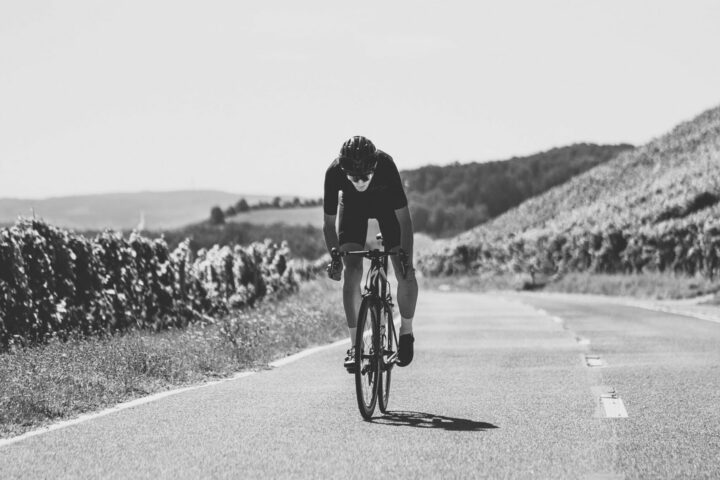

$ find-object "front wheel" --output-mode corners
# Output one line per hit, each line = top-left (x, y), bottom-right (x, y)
(378, 303), (396, 413)
(355, 297), (379, 420)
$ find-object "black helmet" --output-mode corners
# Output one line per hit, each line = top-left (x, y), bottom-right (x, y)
(339, 136), (377, 175)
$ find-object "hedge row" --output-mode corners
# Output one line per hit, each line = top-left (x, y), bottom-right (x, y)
(419, 217), (720, 280)
(0, 219), (325, 348)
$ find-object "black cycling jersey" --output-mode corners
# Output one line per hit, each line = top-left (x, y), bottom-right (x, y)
(324, 150), (408, 215)
(323, 150), (408, 249)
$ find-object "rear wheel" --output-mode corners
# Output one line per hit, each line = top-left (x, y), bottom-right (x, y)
(355, 297), (379, 420)
(378, 304), (395, 413)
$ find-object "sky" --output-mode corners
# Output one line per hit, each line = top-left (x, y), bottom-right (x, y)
(1, 0), (719, 200)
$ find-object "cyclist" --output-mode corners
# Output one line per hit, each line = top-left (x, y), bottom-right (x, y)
(323, 136), (419, 372)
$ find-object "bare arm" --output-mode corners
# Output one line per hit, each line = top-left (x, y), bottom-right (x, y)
(395, 206), (414, 262)
(323, 213), (339, 253)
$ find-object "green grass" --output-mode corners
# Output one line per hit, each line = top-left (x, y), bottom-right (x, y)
(0, 278), (346, 439)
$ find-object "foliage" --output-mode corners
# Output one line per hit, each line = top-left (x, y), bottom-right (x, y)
(402, 143), (633, 237)
(79, 220), (327, 262)
(419, 105), (720, 281)
(0, 219), (326, 348)
(220, 196), (322, 219)
(154, 221), (326, 260)
(209, 206), (225, 225)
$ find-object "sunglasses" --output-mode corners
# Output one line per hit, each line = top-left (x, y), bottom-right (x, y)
(346, 172), (374, 183)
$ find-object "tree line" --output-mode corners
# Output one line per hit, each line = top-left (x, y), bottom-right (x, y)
(210, 197), (323, 225)
(402, 143), (633, 237)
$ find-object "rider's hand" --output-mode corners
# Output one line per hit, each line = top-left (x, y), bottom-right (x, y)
(326, 248), (343, 281)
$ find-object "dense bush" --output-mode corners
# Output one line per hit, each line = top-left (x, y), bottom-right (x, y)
(420, 217), (720, 280)
(0, 219), (325, 348)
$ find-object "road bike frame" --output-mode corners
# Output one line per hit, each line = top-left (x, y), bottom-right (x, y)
(340, 246), (399, 419)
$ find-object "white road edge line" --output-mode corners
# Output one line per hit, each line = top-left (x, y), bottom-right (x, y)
(621, 300), (720, 325)
(0, 339), (348, 449)
(511, 292), (720, 325)
(268, 339), (347, 368)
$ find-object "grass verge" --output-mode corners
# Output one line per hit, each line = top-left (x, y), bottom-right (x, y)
(420, 271), (720, 301)
(0, 278), (346, 439)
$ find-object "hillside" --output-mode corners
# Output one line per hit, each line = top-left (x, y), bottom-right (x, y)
(0, 191), (276, 230)
(401, 143), (633, 237)
(420, 104), (720, 278)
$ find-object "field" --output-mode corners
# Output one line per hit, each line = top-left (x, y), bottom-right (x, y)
(228, 206), (324, 227)
(225, 206), (427, 251)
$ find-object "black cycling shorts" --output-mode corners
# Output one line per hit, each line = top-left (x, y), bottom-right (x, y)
(337, 194), (401, 250)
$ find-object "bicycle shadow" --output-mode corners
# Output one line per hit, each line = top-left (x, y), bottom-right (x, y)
(372, 411), (498, 432)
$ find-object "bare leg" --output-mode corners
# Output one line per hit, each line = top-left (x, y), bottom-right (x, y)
(341, 243), (364, 345)
(391, 252), (418, 335)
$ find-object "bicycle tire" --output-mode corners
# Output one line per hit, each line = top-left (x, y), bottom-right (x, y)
(355, 296), (379, 420)
(378, 302), (395, 413)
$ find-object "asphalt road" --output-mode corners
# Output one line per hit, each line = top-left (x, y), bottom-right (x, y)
(1, 291), (719, 479)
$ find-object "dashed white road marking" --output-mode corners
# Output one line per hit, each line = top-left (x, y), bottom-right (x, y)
(0, 339), (348, 448)
(585, 354), (606, 368)
(600, 394), (628, 418)
(586, 473), (626, 480)
(526, 304), (565, 325)
(591, 386), (628, 419)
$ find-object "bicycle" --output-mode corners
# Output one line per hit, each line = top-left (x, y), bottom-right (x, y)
(333, 238), (404, 420)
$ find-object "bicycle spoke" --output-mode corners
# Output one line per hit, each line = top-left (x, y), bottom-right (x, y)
(355, 298), (379, 419)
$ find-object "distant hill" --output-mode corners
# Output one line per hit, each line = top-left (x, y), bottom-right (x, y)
(0, 191), (278, 230)
(401, 143), (633, 237)
(420, 104), (720, 277)
(462, 105), (720, 240)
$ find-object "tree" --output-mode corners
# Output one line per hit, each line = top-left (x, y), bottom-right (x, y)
(236, 198), (250, 212)
(410, 204), (430, 232)
(210, 206), (225, 225)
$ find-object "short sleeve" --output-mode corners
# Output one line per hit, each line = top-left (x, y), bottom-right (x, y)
(386, 157), (408, 209)
(323, 164), (340, 215)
